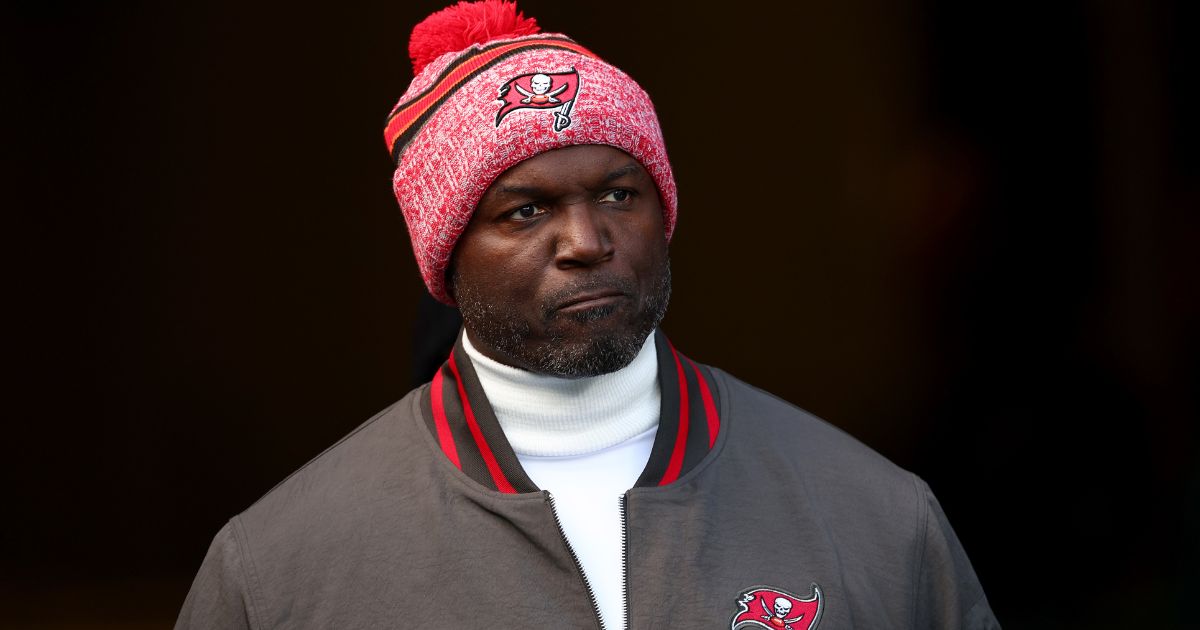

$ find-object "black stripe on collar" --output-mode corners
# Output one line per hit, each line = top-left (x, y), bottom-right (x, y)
(421, 339), (537, 494)
(420, 330), (721, 493)
(634, 329), (721, 487)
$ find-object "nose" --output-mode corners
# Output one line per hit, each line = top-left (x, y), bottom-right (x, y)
(553, 205), (614, 269)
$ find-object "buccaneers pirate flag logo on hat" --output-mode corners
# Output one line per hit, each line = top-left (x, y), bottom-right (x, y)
(495, 69), (580, 131)
(730, 584), (824, 630)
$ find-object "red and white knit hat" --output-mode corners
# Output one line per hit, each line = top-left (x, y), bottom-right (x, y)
(385, 0), (677, 305)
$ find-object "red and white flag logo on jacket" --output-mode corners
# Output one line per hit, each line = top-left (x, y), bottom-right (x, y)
(495, 70), (580, 131)
(730, 584), (823, 630)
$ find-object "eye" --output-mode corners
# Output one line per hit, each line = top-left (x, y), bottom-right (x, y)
(599, 189), (634, 204)
(506, 203), (546, 221)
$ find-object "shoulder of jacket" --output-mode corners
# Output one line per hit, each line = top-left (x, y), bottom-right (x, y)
(706, 366), (919, 503)
(237, 385), (428, 528)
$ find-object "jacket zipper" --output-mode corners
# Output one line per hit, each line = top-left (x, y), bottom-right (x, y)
(620, 492), (630, 630)
(546, 491), (607, 630)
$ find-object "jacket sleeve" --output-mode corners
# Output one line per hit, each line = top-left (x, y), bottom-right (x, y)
(913, 477), (1001, 630)
(175, 519), (257, 630)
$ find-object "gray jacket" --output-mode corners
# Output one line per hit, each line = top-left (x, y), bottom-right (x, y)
(177, 331), (999, 629)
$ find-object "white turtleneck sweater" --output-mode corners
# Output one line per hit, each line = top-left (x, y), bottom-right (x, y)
(462, 332), (661, 630)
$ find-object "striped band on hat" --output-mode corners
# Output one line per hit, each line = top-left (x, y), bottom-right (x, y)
(385, 36), (597, 163)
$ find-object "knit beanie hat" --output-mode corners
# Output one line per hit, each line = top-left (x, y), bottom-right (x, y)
(385, 0), (677, 305)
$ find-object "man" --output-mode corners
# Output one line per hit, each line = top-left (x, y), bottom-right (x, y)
(177, 2), (999, 628)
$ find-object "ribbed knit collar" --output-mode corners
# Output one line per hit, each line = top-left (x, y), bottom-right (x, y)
(462, 332), (660, 457)
(419, 329), (722, 493)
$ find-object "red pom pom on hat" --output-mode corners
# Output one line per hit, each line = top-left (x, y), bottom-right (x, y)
(408, 0), (540, 75)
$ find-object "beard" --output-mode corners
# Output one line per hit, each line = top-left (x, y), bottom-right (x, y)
(453, 260), (671, 378)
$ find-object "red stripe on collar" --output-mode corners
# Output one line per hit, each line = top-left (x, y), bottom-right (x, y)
(658, 341), (691, 486)
(448, 352), (518, 493)
(430, 368), (462, 469)
(687, 355), (720, 448)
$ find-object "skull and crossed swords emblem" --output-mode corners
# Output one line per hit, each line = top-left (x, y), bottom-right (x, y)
(760, 595), (805, 630)
(514, 73), (568, 104)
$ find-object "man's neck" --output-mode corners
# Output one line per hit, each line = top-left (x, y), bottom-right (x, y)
(461, 332), (660, 456)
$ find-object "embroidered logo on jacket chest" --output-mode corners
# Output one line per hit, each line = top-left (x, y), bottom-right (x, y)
(730, 583), (823, 630)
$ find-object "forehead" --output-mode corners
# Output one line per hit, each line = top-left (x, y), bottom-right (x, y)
(485, 144), (645, 192)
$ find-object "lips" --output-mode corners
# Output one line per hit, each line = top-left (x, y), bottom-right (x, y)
(554, 289), (627, 313)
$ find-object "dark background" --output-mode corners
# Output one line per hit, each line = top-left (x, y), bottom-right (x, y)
(7, 0), (1196, 627)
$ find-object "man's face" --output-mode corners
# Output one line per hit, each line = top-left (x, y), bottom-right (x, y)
(450, 144), (671, 377)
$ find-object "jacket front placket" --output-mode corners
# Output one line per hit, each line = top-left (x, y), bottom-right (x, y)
(419, 330), (723, 629)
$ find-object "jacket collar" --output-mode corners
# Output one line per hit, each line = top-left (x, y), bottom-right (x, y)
(419, 329), (721, 494)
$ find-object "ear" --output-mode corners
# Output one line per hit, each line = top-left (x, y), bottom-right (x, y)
(444, 259), (459, 302)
